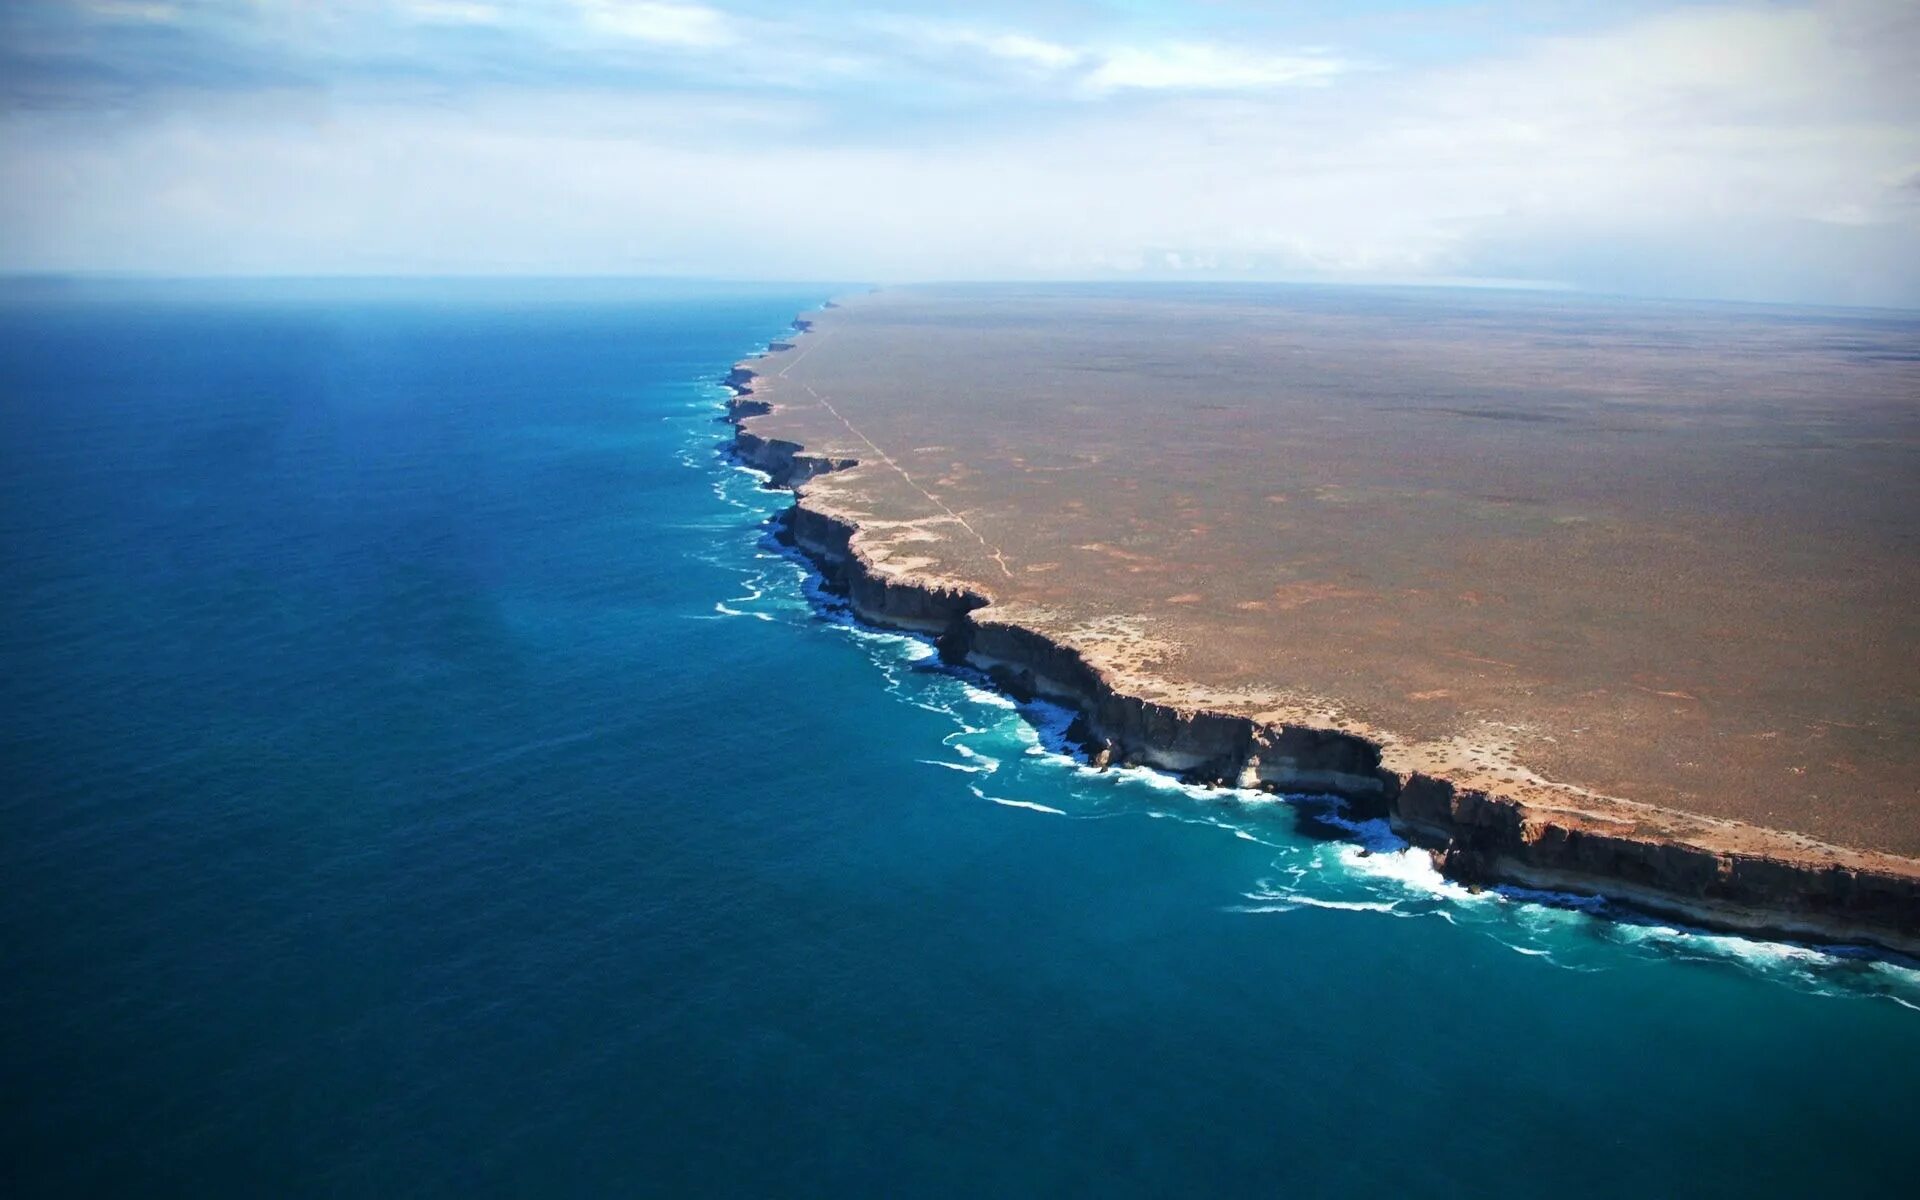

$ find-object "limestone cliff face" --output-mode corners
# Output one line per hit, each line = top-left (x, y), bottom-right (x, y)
(849, 572), (984, 636)
(942, 613), (1397, 801)
(1397, 774), (1920, 946)
(783, 501), (855, 562)
(781, 504), (988, 635)
(732, 430), (856, 490)
(722, 328), (1920, 959)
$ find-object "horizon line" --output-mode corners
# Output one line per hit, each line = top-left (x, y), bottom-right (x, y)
(1, 271), (1914, 316)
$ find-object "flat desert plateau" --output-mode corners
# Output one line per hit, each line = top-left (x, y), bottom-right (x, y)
(733, 284), (1920, 944)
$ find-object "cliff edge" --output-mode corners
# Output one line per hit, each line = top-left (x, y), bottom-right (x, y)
(723, 304), (1920, 958)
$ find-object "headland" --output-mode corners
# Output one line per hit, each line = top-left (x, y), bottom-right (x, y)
(728, 285), (1920, 956)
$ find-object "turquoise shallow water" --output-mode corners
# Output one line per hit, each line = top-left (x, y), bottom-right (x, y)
(2, 279), (1916, 1197)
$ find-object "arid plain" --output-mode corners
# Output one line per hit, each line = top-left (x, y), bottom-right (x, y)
(734, 284), (1920, 932)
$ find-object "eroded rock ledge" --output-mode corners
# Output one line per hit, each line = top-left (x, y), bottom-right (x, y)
(722, 318), (1920, 959)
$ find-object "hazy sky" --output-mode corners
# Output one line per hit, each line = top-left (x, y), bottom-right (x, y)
(3, 0), (1917, 304)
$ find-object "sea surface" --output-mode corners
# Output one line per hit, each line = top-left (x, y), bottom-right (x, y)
(3, 278), (1916, 1197)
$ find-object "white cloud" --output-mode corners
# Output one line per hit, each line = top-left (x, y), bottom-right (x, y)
(877, 20), (1082, 70)
(961, 32), (1081, 71)
(4, 2), (1918, 304)
(575, 1), (736, 48)
(80, 1), (180, 22)
(1085, 43), (1349, 92)
(401, 1), (506, 25)
(881, 23), (1343, 91)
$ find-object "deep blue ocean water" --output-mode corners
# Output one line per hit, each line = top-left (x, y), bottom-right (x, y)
(3, 279), (1916, 1197)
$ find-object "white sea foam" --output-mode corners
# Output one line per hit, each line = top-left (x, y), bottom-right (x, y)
(1227, 896), (1401, 916)
(1019, 698), (1081, 749)
(1297, 896), (1403, 914)
(843, 628), (927, 657)
(961, 684), (1018, 710)
(712, 602), (773, 621)
(919, 759), (988, 774)
(984, 796), (1068, 816)
(1303, 804), (1405, 851)
(1112, 767), (1220, 802)
(1334, 842), (1480, 903)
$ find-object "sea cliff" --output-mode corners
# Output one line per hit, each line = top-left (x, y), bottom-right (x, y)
(724, 317), (1920, 959)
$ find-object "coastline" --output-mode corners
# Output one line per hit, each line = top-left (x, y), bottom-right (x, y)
(722, 310), (1920, 960)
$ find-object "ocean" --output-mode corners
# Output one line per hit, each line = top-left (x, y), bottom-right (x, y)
(2, 279), (1915, 1197)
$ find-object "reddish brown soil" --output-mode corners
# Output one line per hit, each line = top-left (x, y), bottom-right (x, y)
(743, 285), (1920, 860)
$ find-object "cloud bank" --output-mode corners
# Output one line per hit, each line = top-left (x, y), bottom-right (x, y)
(1, 0), (1916, 305)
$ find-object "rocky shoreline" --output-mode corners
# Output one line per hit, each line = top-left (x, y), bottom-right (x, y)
(723, 315), (1920, 960)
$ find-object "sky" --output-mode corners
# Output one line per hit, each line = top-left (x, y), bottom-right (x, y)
(1, 0), (1917, 305)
